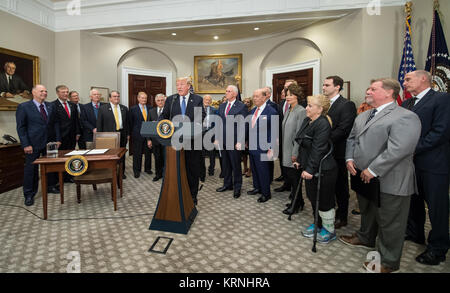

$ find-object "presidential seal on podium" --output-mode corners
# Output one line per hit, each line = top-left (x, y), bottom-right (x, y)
(156, 119), (175, 139)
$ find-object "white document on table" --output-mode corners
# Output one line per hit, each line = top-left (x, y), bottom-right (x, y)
(65, 150), (89, 156)
(86, 149), (109, 155)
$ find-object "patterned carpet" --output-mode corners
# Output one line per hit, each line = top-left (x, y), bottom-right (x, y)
(0, 156), (448, 273)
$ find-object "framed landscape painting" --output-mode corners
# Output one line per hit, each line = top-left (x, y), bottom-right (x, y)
(194, 54), (242, 94)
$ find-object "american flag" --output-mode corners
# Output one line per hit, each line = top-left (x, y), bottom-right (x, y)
(397, 7), (416, 105)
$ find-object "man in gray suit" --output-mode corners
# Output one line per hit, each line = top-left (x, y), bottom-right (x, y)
(339, 78), (421, 273)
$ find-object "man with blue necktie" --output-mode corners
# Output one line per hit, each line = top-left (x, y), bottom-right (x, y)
(80, 89), (103, 146)
(159, 77), (205, 205)
(16, 85), (61, 206)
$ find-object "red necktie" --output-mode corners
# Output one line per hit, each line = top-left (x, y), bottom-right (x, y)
(252, 107), (259, 128)
(64, 102), (70, 118)
(225, 103), (232, 116)
(95, 103), (99, 109)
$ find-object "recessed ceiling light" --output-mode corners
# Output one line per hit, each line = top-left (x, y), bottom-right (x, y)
(171, 33), (177, 36)
(254, 27), (260, 31)
(214, 36), (219, 40)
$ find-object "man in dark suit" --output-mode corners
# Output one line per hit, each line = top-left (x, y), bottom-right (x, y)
(69, 90), (85, 149)
(200, 95), (218, 180)
(159, 77), (205, 205)
(97, 90), (130, 178)
(402, 70), (450, 265)
(130, 92), (152, 178)
(80, 89), (103, 146)
(247, 88), (278, 203)
(0, 62), (31, 98)
(215, 86), (248, 198)
(275, 79), (297, 190)
(262, 86), (279, 184)
(51, 85), (81, 183)
(323, 75), (356, 229)
(148, 93), (166, 182)
(16, 85), (61, 206)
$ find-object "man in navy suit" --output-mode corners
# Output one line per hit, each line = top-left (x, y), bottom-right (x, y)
(200, 95), (218, 180)
(159, 77), (205, 205)
(215, 86), (248, 198)
(402, 70), (450, 265)
(16, 85), (61, 206)
(148, 94), (166, 182)
(247, 88), (278, 203)
(80, 89), (103, 146)
(263, 86), (279, 184)
(130, 92), (152, 178)
(323, 75), (357, 229)
(51, 85), (81, 183)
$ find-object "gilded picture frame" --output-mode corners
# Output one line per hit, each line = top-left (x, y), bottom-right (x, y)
(0, 47), (40, 111)
(194, 54), (242, 94)
(90, 86), (109, 102)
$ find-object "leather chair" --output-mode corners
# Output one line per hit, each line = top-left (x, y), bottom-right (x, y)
(73, 132), (122, 205)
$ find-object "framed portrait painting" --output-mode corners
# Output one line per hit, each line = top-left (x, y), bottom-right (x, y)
(90, 86), (109, 102)
(0, 47), (39, 111)
(194, 54), (242, 94)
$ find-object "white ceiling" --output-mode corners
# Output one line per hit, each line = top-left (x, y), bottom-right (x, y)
(2, 0), (406, 44)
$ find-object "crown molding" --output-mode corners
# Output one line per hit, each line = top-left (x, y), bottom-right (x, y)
(0, 0), (407, 33)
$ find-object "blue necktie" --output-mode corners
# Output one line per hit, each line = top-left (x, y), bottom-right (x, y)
(94, 104), (98, 119)
(365, 108), (377, 125)
(181, 96), (186, 116)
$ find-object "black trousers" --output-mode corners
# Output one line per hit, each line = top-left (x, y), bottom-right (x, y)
(60, 134), (77, 180)
(132, 138), (152, 174)
(286, 167), (304, 208)
(153, 144), (164, 178)
(185, 150), (201, 200)
(334, 158), (350, 221)
(406, 169), (449, 256)
(200, 149), (216, 180)
(23, 148), (57, 199)
(222, 149), (242, 191)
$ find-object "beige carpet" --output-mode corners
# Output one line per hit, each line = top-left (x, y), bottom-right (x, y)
(0, 156), (448, 273)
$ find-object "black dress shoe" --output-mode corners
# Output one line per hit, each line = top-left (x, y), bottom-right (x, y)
(200, 177), (205, 183)
(208, 171), (214, 176)
(247, 188), (261, 195)
(274, 185), (290, 192)
(257, 195), (271, 203)
(283, 203), (304, 215)
(275, 175), (284, 182)
(335, 219), (348, 229)
(47, 186), (60, 194)
(134, 172), (140, 178)
(145, 170), (153, 175)
(153, 176), (161, 182)
(122, 174), (127, 179)
(416, 250), (446, 265)
(219, 173), (224, 178)
(216, 186), (233, 192)
(24, 197), (34, 206)
(233, 190), (241, 198)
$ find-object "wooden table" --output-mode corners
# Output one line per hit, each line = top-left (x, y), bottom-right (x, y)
(33, 148), (127, 220)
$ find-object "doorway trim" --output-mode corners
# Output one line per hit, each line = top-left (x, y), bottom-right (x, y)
(121, 66), (172, 107)
(265, 59), (321, 96)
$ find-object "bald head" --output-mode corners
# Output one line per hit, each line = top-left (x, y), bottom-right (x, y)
(32, 84), (48, 103)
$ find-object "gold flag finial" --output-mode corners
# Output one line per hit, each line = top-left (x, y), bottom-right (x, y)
(405, 1), (412, 15)
(235, 75), (241, 82)
(433, 0), (439, 10)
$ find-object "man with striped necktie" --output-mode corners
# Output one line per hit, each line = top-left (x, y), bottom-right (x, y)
(130, 92), (152, 178)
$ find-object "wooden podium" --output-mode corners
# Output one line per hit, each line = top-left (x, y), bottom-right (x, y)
(141, 121), (198, 234)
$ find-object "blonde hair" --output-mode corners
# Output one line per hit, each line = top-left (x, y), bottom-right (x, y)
(307, 94), (333, 127)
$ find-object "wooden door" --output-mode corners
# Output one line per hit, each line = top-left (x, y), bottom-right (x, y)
(128, 74), (166, 156)
(272, 68), (313, 104)
(128, 74), (166, 108)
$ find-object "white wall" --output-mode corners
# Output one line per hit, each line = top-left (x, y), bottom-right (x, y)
(1, 1), (449, 140)
(0, 10), (55, 140)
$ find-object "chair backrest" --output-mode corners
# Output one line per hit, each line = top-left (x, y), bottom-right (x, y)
(94, 132), (120, 149)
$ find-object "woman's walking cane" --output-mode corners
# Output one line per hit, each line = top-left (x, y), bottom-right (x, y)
(312, 141), (334, 253)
